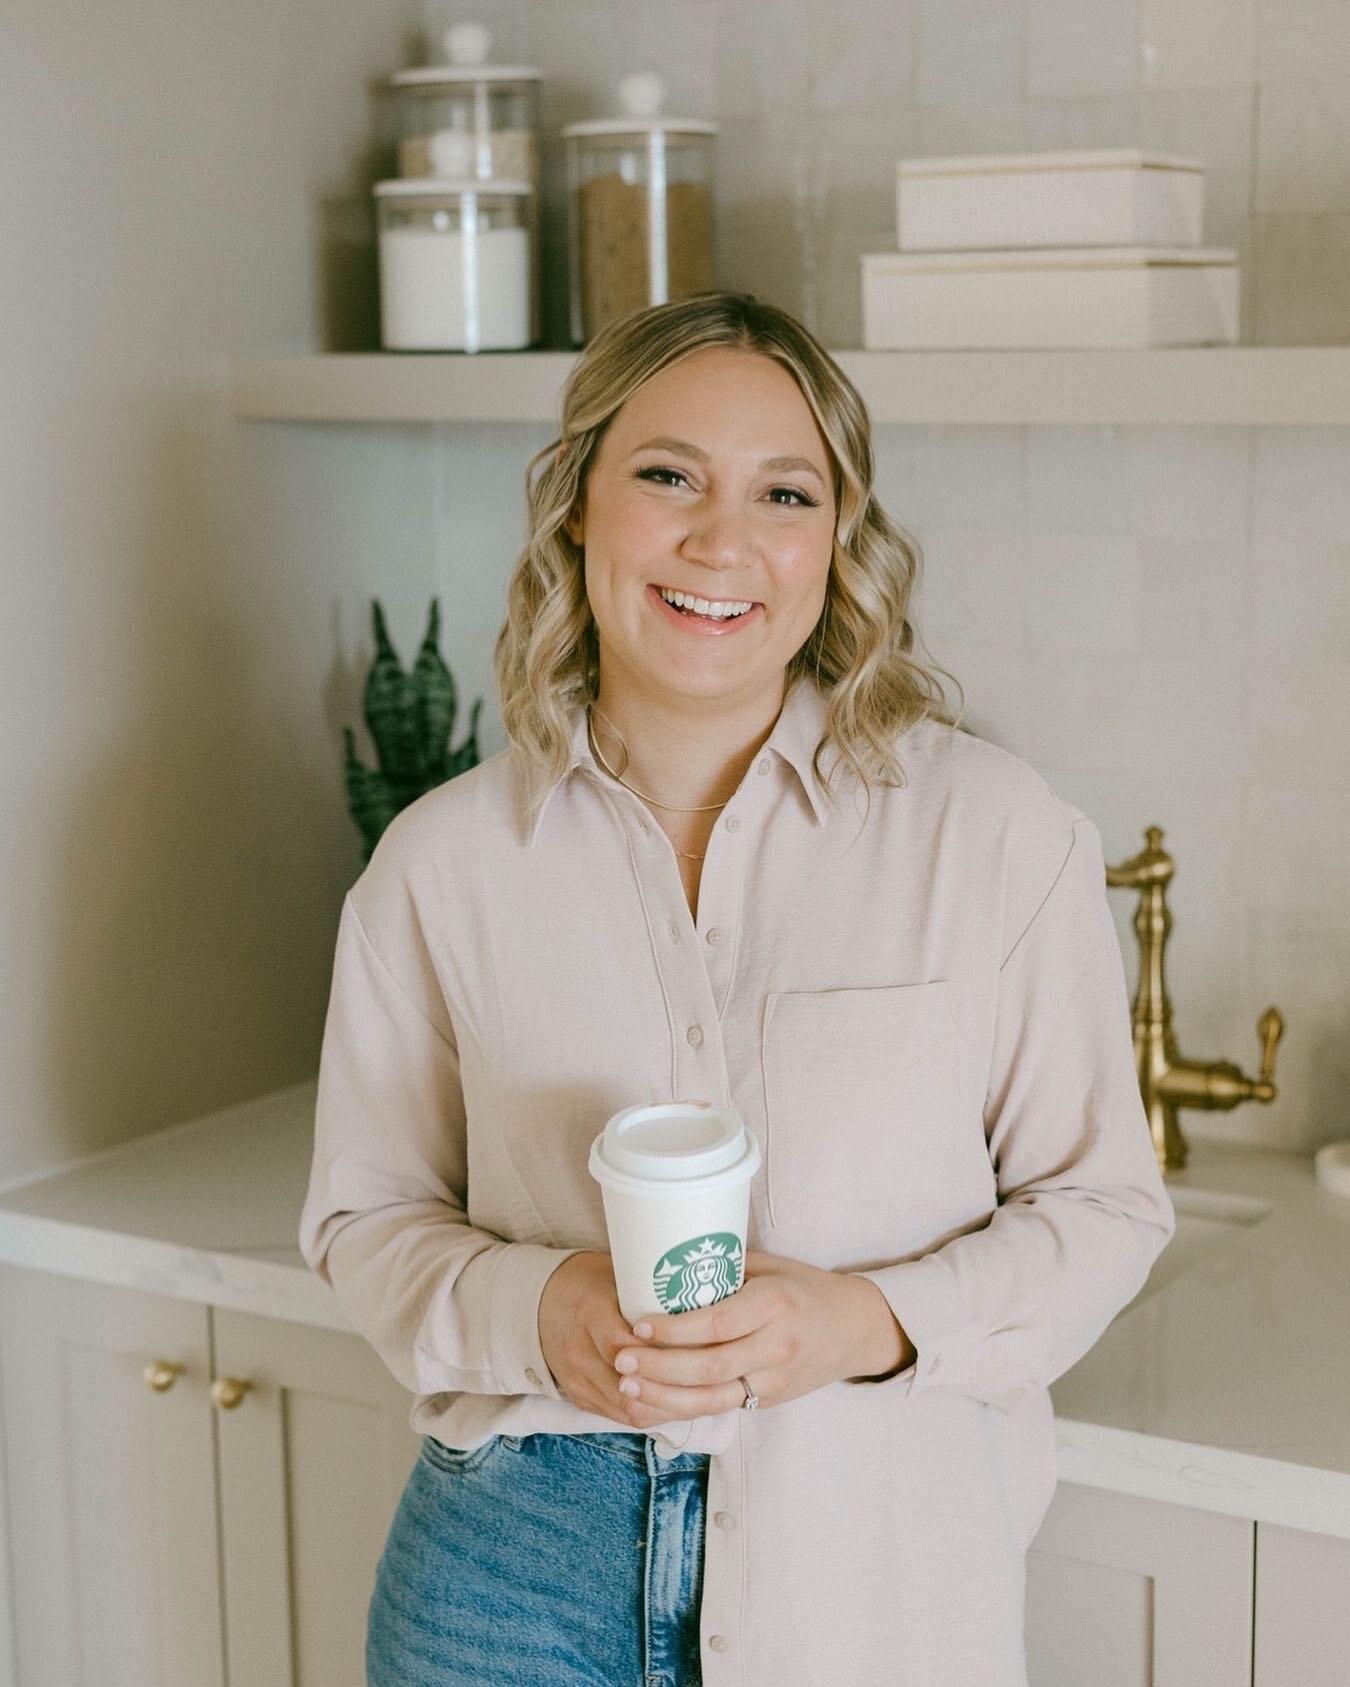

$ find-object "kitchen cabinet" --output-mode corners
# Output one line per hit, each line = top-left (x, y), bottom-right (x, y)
(1025, 1481), (1255, 1686)
(0, 1266), (222, 1685)
(0, 1265), (419, 1687)
(1, 1095), (1348, 1685)
(1252, 1522), (1350, 1684)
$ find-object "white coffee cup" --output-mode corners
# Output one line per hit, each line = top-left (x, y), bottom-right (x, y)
(588, 1100), (762, 1327)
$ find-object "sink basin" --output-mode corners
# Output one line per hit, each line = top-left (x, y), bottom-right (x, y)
(1119, 1185), (1276, 1313)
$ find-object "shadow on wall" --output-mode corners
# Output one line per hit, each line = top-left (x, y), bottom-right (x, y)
(315, 193), (381, 353)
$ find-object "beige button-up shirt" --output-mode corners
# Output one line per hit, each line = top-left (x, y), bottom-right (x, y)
(298, 671), (1175, 1686)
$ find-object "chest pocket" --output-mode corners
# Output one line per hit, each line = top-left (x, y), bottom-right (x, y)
(759, 981), (959, 1253)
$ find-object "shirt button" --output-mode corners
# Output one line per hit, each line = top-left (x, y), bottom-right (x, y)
(757, 757), (770, 775)
(725, 814), (741, 831)
(713, 1510), (734, 1530)
(525, 1368), (540, 1386)
(708, 1634), (729, 1653)
(706, 927), (722, 944)
(687, 1025), (704, 1048)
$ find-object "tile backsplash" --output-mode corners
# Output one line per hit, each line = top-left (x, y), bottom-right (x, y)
(422, 0), (1350, 348)
(390, 2), (1350, 1157)
(895, 424), (1349, 1163)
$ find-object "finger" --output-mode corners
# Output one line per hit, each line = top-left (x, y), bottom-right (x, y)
(616, 1332), (754, 1391)
(621, 1369), (749, 1423)
(634, 1285), (766, 1347)
(622, 1396), (721, 1432)
(592, 1346), (650, 1421)
(589, 1307), (651, 1369)
(618, 1393), (687, 1432)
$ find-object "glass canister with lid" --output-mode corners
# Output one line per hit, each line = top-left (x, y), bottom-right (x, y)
(562, 73), (717, 344)
(374, 179), (537, 351)
(386, 21), (540, 187)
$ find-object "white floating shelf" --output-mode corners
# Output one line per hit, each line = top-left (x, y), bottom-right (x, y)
(230, 348), (1350, 428)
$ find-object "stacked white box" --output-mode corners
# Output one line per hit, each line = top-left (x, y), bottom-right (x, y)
(861, 246), (1239, 349)
(861, 147), (1240, 350)
(896, 149), (1205, 251)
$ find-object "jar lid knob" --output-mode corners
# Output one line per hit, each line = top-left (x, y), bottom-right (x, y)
(442, 21), (491, 65)
(618, 71), (665, 119)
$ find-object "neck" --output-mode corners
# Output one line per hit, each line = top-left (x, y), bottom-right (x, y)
(590, 677), (792, 810)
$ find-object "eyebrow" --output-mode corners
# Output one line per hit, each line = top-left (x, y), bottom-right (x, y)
(629, 435), (828, 488)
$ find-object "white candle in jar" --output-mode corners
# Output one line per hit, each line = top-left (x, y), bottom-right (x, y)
(378, 222), (530, 351)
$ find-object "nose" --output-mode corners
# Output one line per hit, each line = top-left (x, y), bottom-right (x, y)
(679, 495), (753, 573)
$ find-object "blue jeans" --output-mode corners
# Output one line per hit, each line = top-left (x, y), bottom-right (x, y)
(367, 1430), (711, 1687)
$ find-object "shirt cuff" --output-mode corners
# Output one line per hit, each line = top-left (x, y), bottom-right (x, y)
(843, 1258), (971, 1394)
(486, 1242), (587, 1399)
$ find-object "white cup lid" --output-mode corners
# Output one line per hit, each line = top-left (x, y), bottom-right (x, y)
(594, 1102), (747, 1182)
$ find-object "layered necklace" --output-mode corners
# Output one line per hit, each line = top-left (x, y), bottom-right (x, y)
(585, 704), (732, 863)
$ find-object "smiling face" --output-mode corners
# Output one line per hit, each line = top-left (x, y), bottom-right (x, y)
(565, 345), (838, 714)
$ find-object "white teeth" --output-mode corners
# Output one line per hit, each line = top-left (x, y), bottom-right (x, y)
(657, 586), (754, 619)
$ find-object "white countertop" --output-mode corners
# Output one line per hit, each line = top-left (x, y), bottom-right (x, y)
(1, 1082), (1347, 1538)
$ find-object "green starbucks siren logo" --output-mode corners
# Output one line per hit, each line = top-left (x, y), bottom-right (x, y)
(652, 1233), (745, 1313)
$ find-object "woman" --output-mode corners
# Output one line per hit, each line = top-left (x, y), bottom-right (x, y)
(298, 292), (1175, 1687)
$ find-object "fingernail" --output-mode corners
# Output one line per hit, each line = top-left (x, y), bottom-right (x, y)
(616, 1353), (637, 1373)
(619, 1378), (639, 1397)
(633, 1322), (653, 1339)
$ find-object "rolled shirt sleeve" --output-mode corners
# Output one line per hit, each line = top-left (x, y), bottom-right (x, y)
(849, 810), (1176, 1412)
(297, 884), (585, 1402)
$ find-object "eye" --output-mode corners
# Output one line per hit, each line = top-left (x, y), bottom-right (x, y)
(635, 466), (820, 508)
(634, 465), (691, 488)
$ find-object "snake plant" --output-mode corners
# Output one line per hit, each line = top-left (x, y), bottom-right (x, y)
(343, 598), (482, 862)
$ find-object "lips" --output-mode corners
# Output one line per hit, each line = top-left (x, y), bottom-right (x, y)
(647, 582), (764, 636)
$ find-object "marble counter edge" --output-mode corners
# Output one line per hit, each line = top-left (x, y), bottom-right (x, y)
(1050, 1416), (1350, 1541)
(0, 1207), (349, 1334)
(2, 1200), (1349, 1539)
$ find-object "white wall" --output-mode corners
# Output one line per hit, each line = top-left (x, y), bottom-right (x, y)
(0, 0), (436, 1174)
(4, 0), (1347, 1178)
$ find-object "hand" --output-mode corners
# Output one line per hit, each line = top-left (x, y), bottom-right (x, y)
(537, 1251), (664, 1428)
(604, 1249), (905, 1430)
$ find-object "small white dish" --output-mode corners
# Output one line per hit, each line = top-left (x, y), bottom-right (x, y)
(1313, 1139), (1350, 1199)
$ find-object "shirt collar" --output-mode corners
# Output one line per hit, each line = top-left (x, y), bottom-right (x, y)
(518, 673), (837, 847)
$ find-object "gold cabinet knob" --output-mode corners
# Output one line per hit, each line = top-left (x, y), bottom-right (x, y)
(143, 1360), (185, 1392)
(211, 1376), (254, 1411)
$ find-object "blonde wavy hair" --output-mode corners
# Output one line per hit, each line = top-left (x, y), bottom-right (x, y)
(494, 291), (964, 829)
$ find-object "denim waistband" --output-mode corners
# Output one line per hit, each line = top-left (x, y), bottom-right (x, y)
(556, 1429), (712, 1472)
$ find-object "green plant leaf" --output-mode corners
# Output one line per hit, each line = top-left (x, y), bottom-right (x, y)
(363, 600), (422, 787)
(342, 598), (483, 859)
(343, 727), (401, 862)
(411, 598), (457, 780)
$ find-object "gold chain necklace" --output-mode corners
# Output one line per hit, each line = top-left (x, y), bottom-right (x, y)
(586, 705), (731, 863)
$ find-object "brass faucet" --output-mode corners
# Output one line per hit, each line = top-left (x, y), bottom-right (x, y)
(1104, 825), (1284, 1174)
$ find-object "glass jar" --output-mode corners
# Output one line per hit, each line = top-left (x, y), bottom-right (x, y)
(374, 179), (537, 352)
(562, 73), (717, 345)
(387, 22), (540, 187)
